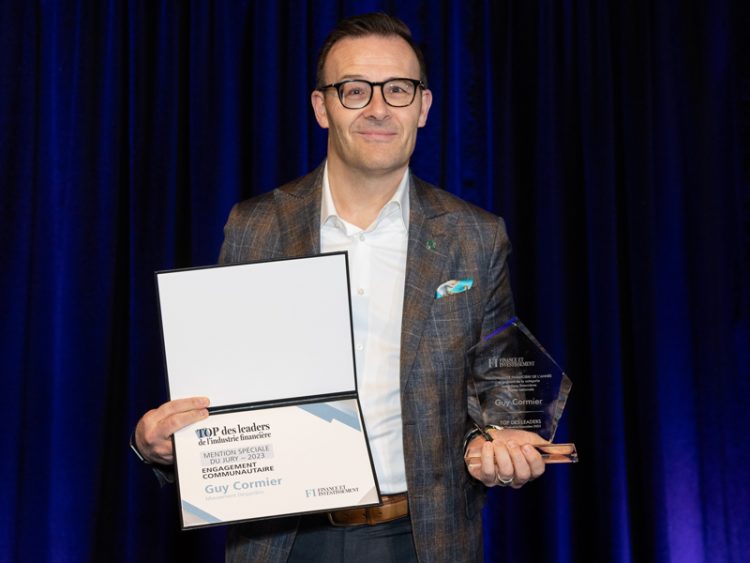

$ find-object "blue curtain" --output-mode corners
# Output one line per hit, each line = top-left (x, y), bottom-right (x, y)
(2, 1), (748, 562)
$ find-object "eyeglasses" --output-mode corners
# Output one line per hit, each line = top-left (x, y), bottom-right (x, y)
(318, 78), (425, 109)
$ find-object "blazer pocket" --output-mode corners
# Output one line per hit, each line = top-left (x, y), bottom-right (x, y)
(430, 289), (481, 321)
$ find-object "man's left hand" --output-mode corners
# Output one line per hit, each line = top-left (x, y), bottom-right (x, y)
(464, 428), (547, 488)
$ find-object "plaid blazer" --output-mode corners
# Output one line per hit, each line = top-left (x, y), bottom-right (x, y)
(222, 164), (515, 563)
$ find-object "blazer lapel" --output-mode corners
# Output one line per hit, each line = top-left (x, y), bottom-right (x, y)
(275, 165), (323, 256)
(400, 177), (454, 390)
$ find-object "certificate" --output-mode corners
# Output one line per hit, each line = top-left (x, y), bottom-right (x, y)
(155, 253), (380, 529)
(175, 399), (379, 528)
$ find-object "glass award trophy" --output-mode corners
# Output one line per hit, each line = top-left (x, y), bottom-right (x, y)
(469, 317), (578, 463)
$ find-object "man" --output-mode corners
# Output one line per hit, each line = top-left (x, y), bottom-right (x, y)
(132, 13), (547, 562)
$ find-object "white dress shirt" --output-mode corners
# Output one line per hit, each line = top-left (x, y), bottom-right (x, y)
(320, 163), (409, 493)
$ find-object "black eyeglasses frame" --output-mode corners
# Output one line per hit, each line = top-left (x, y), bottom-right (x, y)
(317, 78), (425, 109)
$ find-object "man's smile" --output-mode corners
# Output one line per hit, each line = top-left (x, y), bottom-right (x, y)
(354, 129), (399, 141)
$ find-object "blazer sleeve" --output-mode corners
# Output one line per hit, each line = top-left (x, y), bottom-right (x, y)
(468, 216), (523, 426)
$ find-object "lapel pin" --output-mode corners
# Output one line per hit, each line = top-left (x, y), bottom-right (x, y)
(426, 240), (436, 251)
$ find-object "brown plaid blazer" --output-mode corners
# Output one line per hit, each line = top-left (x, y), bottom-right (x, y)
(222, 163), (515, 563)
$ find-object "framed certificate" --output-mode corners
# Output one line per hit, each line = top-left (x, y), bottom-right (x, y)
(155, 253), (380, 529)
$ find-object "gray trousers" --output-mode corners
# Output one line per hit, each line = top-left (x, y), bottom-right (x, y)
(287, 515), (419, 562)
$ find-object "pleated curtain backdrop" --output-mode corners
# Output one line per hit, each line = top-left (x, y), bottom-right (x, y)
(1, 1), (748, 562)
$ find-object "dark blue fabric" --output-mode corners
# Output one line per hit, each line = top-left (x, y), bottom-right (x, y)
(1, 1), (748, 562)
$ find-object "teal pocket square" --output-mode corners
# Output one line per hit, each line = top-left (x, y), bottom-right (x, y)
(435, 278), (474, 299)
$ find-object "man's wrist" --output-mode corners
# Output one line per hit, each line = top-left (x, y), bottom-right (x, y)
(129, 431), (152, 465)
(462, 426), (483, 454)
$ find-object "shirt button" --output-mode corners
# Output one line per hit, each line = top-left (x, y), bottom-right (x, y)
(356, 344), (364, 351)
(359, 233), (365, 242)
(357, 288), (365, 295)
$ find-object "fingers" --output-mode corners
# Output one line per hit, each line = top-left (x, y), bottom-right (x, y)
(488, 427), (549, 446)
(491, 440), (545, 488)
(465, 441), (500, 487)
(135, 397), (210, 465)
(524, 443), (546, 479)
(465, 430), (547, 489)
(153, 396), (211, 421)
(151, 397), (211, 438)
(492, 441), (515, 485)
(479, 441), (499, 486)
(500, 441), (529, 488)
(465, 436), (498, 486)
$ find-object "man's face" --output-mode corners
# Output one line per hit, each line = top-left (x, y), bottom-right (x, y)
(311, 35), (432, 178)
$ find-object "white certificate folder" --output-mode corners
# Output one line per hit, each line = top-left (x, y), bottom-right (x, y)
(155, 252), (380, 529)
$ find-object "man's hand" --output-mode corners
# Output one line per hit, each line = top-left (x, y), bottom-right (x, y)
(134, 397), (210, 465)
(464, 428), (547, 489)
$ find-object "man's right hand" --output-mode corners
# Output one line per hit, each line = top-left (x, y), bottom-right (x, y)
(134, 397), (210, 465)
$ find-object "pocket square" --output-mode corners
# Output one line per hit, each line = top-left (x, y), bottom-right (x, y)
(435, 278), (474, 299)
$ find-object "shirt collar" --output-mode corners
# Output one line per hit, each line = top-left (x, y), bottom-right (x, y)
(320, 161), (410, 232)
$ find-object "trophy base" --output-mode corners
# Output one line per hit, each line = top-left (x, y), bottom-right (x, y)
(534, 443), (578, 464)
(464, 442), (578, 468)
